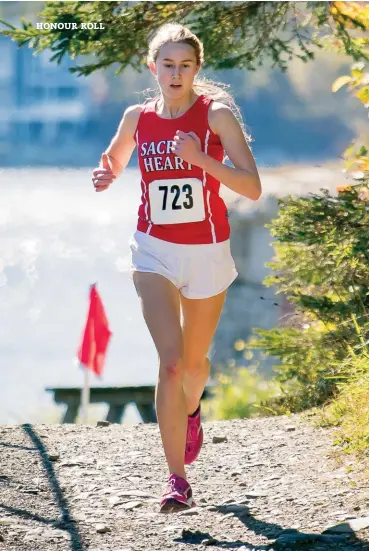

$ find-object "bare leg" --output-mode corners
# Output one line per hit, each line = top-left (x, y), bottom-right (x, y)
(180, 290), (227, 415)
(132, 272), (187, 480)
(183, 357), (211, 416)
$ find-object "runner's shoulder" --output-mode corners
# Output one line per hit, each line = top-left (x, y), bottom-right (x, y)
(119, 104), (144, 136)
(208, 101), (233, 135)
(123, 103), (144, 123)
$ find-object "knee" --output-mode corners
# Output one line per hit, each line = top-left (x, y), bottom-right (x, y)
(184, 356), (210, 376)
(159, 351), (184, 380)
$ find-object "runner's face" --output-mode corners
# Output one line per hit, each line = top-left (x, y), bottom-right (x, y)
(153, 42), (199, 98)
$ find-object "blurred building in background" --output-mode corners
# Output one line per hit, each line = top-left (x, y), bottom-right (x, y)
(0, 35), (90, 164)
(0, 32), (123, 167)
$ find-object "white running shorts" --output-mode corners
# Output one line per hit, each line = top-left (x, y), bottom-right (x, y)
(128, 230), (238, 299)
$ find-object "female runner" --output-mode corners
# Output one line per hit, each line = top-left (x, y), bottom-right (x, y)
(92, 23), (261, 514)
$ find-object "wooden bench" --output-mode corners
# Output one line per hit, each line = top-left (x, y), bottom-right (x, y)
(45, 386), (212, 424)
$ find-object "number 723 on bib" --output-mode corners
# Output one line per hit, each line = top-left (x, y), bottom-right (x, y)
(148, 178), (206, 225)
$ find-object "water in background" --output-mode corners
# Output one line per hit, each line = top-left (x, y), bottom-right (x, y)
(1, 167), (161, 424)
(4, 164), (328, 425)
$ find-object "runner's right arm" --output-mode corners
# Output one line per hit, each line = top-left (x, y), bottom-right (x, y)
(92, 105), (142, 192)
(102, 104), (143, 177)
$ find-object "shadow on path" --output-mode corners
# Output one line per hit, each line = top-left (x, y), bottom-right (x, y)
(1, 424), (86, 551)
(0, 442), (37, 451)
(174, 503), (368, 550)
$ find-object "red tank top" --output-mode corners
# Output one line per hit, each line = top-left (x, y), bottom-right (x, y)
(134, 94), (230, 244)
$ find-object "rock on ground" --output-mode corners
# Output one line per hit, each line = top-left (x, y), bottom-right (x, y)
(1, 414), (369, 550)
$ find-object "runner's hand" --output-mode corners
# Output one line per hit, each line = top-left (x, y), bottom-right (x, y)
(172, 131), (203, 166)
(92, 153), (116, 192)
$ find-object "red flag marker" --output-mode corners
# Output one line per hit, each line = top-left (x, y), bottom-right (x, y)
(77, 283), (112, 378)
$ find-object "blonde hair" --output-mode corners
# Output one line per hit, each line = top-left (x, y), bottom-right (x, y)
(139, 23), (252, 144)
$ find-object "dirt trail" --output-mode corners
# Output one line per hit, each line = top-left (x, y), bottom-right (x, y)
(1, 414), (369, 550)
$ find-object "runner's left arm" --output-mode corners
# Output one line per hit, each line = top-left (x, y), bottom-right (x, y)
(199, 104), (262, 200)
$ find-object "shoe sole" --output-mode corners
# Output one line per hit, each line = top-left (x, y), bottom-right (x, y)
(184, 426), (203, 465)
(160, 497), (194, 514)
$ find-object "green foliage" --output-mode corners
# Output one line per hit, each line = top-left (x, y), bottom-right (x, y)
(202, 365), (280, 421)
(245, 57), (369, 428)
(316, 354), (369, 456)
(333, 62), (369, 181)
(245, 176), (369, 410)
(248, 325), (341, 412)
(312, 57), (369, 455)
(0, 2), (368, 77)
(315, 1), (369, 61)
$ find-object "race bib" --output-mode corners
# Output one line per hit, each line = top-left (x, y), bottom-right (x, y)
(149, 178), (205, 225)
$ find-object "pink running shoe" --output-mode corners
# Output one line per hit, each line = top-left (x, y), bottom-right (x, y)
(185, 404), (203, 465)
(160, 473), (196, 513)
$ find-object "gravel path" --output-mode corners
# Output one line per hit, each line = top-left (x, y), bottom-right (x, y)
(1, 413), (369, 550)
